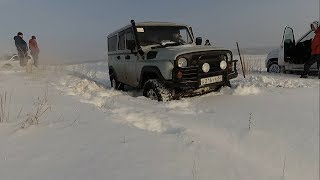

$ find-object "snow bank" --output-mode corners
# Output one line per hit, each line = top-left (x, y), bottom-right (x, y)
(54, 68), (318, 180)
(1, 59), (318, 180)
(233, 73), (320, 88)
(65, 61), (111, 87)
(221, 85), (261, 96)
(56, 75), (186, 135)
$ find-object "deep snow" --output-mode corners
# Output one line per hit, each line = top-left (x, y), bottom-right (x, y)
(0, 57), (319, 180)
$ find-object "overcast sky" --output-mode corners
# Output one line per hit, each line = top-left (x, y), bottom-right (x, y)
(0, 0), (319, 62)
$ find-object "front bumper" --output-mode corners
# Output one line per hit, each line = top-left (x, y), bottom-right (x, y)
(166, 59), (238, 90)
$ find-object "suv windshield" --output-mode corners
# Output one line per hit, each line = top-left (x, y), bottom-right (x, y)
(136, 26), (193, 46)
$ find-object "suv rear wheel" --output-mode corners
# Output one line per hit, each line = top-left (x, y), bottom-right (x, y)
(143, 79), (173, 102)
(110, 74), (124, 90)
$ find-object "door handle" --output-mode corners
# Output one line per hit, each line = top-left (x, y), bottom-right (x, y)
(125, 55), (130, 60)
(117, 56), (121, 60)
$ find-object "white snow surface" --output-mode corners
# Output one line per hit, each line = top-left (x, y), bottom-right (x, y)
(0, 58), (319, 180)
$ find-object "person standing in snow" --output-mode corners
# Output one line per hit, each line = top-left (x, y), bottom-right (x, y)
(29, 36), (40, 67)
(14, 32), (28, 66)
(301, 22), (320, 78)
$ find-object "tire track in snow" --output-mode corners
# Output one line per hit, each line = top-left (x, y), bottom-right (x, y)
(54, 74), (188, 135)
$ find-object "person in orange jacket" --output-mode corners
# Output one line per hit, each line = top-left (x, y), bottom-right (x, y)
(301, 22), (320, 78)
(29, 36), (40, 67)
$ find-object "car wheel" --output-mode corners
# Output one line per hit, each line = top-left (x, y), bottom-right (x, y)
(110, 74), (124, 90)
(143, 79), (173, 102)
(268, 63), (281, 73)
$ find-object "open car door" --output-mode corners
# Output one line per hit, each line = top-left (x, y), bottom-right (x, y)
(294, 30), (315, 64)
(279, 27), (295, 65)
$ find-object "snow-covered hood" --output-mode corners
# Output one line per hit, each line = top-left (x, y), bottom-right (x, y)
(142, 45), (231, 60)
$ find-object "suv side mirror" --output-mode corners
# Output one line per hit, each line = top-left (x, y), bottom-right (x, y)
(127, 40), (136, 51)
(196, 37), (202, 45)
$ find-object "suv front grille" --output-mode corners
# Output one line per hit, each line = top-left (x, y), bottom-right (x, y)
(174, 50), (232, 87)
(178, 66), (198, 83)
(196, 55), (223, 77)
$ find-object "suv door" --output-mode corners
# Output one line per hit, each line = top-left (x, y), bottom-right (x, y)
(124, 28), (139, 87)
(116, 31), (128, 83)
(279, 27), (295, 65)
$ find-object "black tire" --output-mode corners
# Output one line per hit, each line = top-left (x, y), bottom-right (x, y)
(143, 79), (173, 102)
(110, 73), (124, 90)
(267, 63), (281, 73)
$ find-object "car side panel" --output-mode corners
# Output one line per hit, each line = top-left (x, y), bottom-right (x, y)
(136, 59), (174, 86)
(108, 53), (126, 83)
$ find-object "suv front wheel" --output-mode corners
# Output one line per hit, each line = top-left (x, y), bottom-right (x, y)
(143, 79), (173, 102)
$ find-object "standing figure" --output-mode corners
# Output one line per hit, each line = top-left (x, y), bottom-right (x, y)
(301, 22), (320, 78)
(29, 36), (40, 67)
(14, 32), (28, 66)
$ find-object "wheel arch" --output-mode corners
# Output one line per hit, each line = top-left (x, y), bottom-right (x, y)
(267, 58), (279, 68)
(267, 59), (282, 73)
(109, 66), (118, 78)
(139, 66), (165, 88)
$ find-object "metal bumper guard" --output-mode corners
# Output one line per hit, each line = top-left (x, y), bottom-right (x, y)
(167, 59), (238, 89)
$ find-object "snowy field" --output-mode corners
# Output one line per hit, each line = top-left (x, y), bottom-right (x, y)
(0, 56), (319, 180)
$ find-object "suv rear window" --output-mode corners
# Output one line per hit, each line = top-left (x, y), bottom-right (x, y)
(118, 32), (126, 50)
(108, 36), (117, 52)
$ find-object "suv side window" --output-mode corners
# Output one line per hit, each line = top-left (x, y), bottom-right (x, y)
(108, 36), (117, 52)
(126, 30), (134, 43)
(125, 28), (134, 50)
(118, 31), (126, 50)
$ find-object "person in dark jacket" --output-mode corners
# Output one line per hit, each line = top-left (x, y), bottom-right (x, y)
(301, 22), (320, 78)
(14, 32), (28, 66)
(29, 36), (40, 67)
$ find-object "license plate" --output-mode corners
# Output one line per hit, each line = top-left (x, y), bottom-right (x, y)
(200, 75), (223, 86)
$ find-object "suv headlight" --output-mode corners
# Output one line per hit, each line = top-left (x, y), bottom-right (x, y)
(202, 63), (210, 73)
(177, 58), (188, 68)
(220, 60), (227, 70)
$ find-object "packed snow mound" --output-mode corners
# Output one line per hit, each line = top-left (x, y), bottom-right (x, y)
(1, 61), (318, 180)
(233, 74), (319, 89)
(57, 75), (122, 105)
(56, 75), (186, 134)
(65, 61), (110, 87)
(221, 85), (261, 96)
